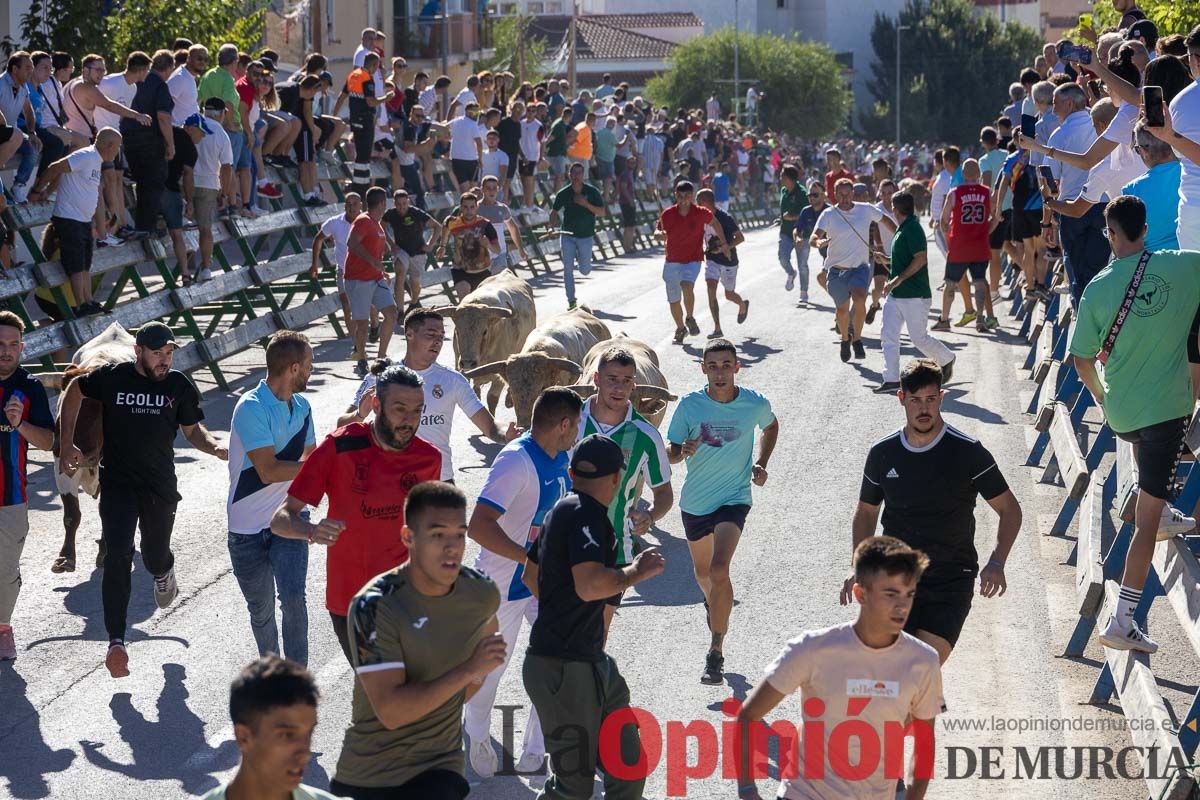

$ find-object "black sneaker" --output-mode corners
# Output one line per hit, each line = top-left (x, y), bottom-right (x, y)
(840, 340), (851, 362)
(941, 358), (955, 385)
(685, 316), (700, 336)
(701, 649), (724, 685)
(852, 339), (866, 359)
(277, 155), (299, 169)
(303, 195), (326, 207)
(865, 303), (880, 325)
(874, 381), (901, 394)
(355, 359), (368, 376)
(369, 325), (379, 343)
(673, 327), (686, 344)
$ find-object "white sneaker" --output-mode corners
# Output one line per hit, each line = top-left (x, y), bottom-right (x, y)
(785, 273), (796, 291)
(153, 568), (179, 609)
(468, 736), (498, 779)
(199, 267), (213, 282)
(1158, 504), (1196, 540)
(103, 234), (123, 247)
(516, 750), (545, 773)
(1099, 614), (1158, 654)
(11, 181), (29, 204)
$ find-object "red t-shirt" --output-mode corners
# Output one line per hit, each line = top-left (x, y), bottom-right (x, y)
(660, 204), (714, 264)
(234, 76), (256, 113)
(288, 423), (442, 615)
(825, 168), (854, 199)
(344, 213), (387, 281)
(946, 183), (992, 263)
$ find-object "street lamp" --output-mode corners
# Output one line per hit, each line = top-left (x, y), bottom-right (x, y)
(734, 0), (740, 123)
(895, 22), (910, 149)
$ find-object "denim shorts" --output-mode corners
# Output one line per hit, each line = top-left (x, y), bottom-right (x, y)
(826, 264), (871, 306)
(662, 261), (702, 303)
(228, 130), (252, 170)
(163, 190), (184, 231)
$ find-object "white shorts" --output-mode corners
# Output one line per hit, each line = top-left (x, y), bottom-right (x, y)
(704, 259), (738, 291)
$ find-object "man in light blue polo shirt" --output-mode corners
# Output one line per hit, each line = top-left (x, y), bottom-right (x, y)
(226, 331), (317, 665)
(1123, 120), (1181, 251)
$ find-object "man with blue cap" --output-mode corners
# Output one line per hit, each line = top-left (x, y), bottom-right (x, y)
(164, 113), (208, 285)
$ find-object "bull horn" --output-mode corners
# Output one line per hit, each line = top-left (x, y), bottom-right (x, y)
(34, 372), (66, 391)
(634, 384), (676, 402)
(546, 358), (583, 376)
(463, 361), (508, 380)
(565, 383), (597, 398)
(430, 305), (458, 318)
(482, 306), (514, 319)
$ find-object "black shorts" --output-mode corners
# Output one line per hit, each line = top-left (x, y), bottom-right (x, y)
(873, 261), (890, 278)
(293, 125), (315, 163)
(0, 124), (14, 145)
(944, 261), (987, 282)
(331, 769), (470, 800)
(451, 267), (489, 292)
(53, 216), (93, 276)
(680, 503), (750, 542)
(1116, 417), (1188, 501)
(989, 209), (1012, 250)
(451, 158), (478, 184)
(315, 116), (336, 148)
(1010, 208), (1041, 242)
(1189, 304), (1200, 365)
(619, 201), (636, 227)
(905, 577), (974, 647)
(518, 158), (537, 178)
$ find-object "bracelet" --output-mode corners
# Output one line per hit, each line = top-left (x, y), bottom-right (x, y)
(987, 558), (1004, 568)
(737, 785), (757, 797)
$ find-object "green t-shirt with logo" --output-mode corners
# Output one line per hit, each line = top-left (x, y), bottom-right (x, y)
(546, 118), (568, 158)
(779, 183), (808, 238)
(552, 181), (604, 238)
(1068, 250), (1200, 434)
(888, 215), (931, 299)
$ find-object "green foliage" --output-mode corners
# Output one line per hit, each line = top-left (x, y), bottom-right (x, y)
(104, 0), (265, 65)
(645, 28), (852, 139)
(481, 13), (549, 84)
(861, 0), (1042, 145)
(1068, 0), (1200, 39)
(4, 0), (108, 57)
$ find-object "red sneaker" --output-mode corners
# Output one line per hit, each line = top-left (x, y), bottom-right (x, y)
(105, 642), (129, 678)
(257, 182), (283, 199)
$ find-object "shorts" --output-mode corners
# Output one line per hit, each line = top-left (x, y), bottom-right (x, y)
(451, 158), (478, 184)
(267, 110), (297, 126)
(518, 158), (537, 178)
(619, 201), (636, 227)
(704, 259), (738, 291)
(394, 250), (427, 277)
(1115, 416), (1188, 501)
(548, 155), (568, 175)
(293, 125), (315, 163)
(1010, 208), (1041, 242)
(614, 156), (627, 177)
(315, 116), (336, 148)
(451, 268), (490, 293)
(193, 188), (218, 227)
(163, 190), (184, 231)
(905, 577), (974, 647)
(52, 216), (93, 276)
(873, 261), (890, 278)
(330, 769), (470, 800)
(0, 124), (14, 145)
(826, 264), (871, 306)
(944, 261), (988, 282)
(1190, 304), (1200, 365)
(681, 503), (750, 542)
(989, 209), (1012, 250)
(336, 268), (346, 294)
(662, 261), (702, 304)
(596, 159), (615, 179)
(345, 277), (396, 320)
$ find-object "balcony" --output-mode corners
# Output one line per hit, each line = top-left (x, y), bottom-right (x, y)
(394, 12), (495, 62)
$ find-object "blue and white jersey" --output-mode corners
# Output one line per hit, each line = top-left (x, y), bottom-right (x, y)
(475, 433), (570, 601)
(227, 381), (315, 534)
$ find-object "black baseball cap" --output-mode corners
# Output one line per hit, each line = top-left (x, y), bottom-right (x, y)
(203, 96), (226, 112)
(571, 434), (625, 478)
(135, 321), (178, 350)
(1126, 19), (1157, 44)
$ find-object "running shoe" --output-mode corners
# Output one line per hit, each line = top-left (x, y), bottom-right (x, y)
(941, 358), (955, 385)
(673, 327), (686, 344)
(799, 291), (809, 303)
(953, 311), (977, 327)
(106, 641), (130, 678)
(567, 300), (577, 310)
(1098, 615), (1159, 654)
(930, 319), (951, 332)
(257, 182), (283, 199)
(10, 181), (29, 204)
(0, 625), (15, 661)
(1157, 504), (1196, 540)
(707, 330), (724, 339)
(468, 735), (498, 778)
(840, 340), (851, 362)
(198, 267), (213, 282)
(852, 339), (866, 360)
(154, 568), (178, 609)
(984, 316), (999, 330)
(276, 155), (299, 169)
(785, 273), (795, 291)
(976, 320), (988, 333)
(737, 299), (749, 324)
(102, 234), (124, 247)
(685, 316), (700, 335)
(304, 195), (326, 207)
(700, 649), (725, 685)
(874, 381), (901, 394)
(865, 303), (880, 325)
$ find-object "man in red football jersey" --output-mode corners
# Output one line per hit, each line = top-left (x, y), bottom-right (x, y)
(936, 159), (997, 333)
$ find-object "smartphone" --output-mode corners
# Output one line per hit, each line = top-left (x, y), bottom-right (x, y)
(1079, 12), (1093, 30)
(1021, 115), (1037, 138)
(1038, 165), (1059, 195)
(1057, 42), (1093, 65)
(1087, 79), (1102, 98)
(1144, 85), (1166, 128)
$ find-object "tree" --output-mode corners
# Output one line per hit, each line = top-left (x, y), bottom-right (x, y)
(1071, 0), (1200, 37)
(4, 0), (108, 57)
(480, 13), (549, 85)
(645, 28), (852, 139)
(861, 0), (1042, 145)
(104, 0), (264, 66)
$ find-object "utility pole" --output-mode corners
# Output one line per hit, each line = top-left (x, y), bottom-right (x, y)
(733, 0), (740, 123)
(441, 2), (450, 121)
(312, 0), (322, 54)
(567, 0), (577, 93)
(895, 22), (909, 149)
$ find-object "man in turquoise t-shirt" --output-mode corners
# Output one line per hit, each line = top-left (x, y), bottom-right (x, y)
(667, 338), (779, 687)
(1068, 196), (1200, 657)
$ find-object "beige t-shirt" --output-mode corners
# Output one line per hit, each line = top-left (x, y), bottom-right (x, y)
(764, 622), (945, 800)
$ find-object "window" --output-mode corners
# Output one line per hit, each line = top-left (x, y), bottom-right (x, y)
(776, 0), (786, 6)
(499, 2), (517, 12)
(326, 0), (337, 42)
(527, 1), (544, 12)
(544, 1), (562, 11)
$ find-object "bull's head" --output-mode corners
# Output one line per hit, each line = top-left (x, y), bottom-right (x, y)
(467, 353), (582, 427)
(433, 304), (514, 373)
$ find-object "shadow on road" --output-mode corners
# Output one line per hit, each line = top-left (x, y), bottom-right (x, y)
(943, 389), (1007, 425)
(0, 664), (76, 798)
(79, 663), (238, 794)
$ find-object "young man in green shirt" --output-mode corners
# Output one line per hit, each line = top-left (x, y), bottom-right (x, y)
(1069, 196), (1200, 655)
(575, 346), (674, 638)
(550, 161), (606, 309)
(776, 164), (807, 292)
(876, 190), (955, 394)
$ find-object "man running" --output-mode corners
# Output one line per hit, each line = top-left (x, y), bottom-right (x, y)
(576, 346), (674, 637)
(697, 187), (749, 338)
(345, 186), (399, 375)
(936, 159), (997, 332)
(657, 180), (730, 344)
(667, 338), (779, 685)
(381, 188), (442, 314)
(273, 364), (442, 664)
(311, 192), (362, 334)
(776, 164), (805, 292)
(59, 321), (228, 678)
(737, 536), (945, 800)
(793, 181), (826, 304)
(339, 309), (518, 482)
(812, 178), (895, 362)
(464, 387), (582, 779)
(434, 191), (501, 301)
(843, 358), (1022, 663)
(330, 481), (504, 800)
(550, 161), (605, 310)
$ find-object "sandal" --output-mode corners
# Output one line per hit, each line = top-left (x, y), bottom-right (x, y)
(51, 555), (75, 573)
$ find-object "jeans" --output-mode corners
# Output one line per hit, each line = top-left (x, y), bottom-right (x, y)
(1058, 204), (1110, 306)
(98, 481), (177, 640)
(560, 235), (593, 304)
(13, 135), (36, 186)
(777, 235), (809, 291)
(227, 530), (310, 666)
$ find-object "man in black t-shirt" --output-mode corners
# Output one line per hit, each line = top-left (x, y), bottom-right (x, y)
(58, 322), (228, 679)
(275, 75), (323, 206)
(123, 50), (175, 236)
(841, 358), (1022, 664)
(165, 116), (204, 285)
(381, 189), (442, 312)
(697, 188), (749, 338)
(522, 435), (664, 799)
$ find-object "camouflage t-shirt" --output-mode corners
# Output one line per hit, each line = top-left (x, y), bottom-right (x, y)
(334, 563), (500, 788)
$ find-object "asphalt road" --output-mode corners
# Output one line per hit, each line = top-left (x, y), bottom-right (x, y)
(0, 223), (1171, 799)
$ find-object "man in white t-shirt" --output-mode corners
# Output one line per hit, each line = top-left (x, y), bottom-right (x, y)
(1169, 38), (1200, 248)
(812, 178), (895, 363)
(518, 105), (544, 206)
(338, 308), (518, 481)
(448, 103), (485, 190)
(193, 98), (234, 281)
(736, 536), (945, 800)
(927, 149), (955, 257)
(310, 193), (362, 326)
(167, 45), (208, 125)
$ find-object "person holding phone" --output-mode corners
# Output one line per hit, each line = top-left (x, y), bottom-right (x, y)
(1162, 27), (1200, 249)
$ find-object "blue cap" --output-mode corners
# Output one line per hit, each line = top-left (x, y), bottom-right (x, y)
(183, 113), (211, 134)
